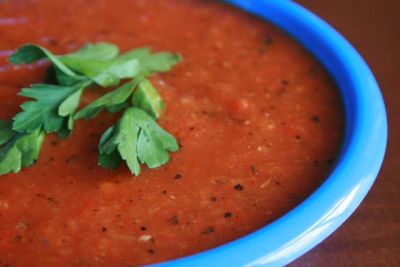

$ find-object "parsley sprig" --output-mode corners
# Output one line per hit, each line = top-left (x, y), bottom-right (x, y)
(13, 80), (91, 138)
(0, 120), (45, 175)
(98, 107), (179, 176)
(0, 42), (181, 176)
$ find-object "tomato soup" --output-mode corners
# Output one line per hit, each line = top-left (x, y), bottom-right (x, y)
(0, 0), (343, 266)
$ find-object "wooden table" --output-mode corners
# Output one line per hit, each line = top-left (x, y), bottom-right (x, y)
(289, 1), (400, 266)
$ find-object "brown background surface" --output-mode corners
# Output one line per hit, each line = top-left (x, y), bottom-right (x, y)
(289, 1), (400, 266)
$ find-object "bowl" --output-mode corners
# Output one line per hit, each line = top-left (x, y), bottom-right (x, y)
(155, 1), (388, 266)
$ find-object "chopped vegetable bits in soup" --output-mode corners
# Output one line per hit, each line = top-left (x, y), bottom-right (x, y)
(0, 0), (343, 266)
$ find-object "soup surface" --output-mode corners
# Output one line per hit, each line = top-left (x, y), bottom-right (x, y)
(0, 0), (343, 266)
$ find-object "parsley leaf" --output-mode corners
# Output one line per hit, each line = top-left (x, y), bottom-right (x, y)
(61, 43), (119, 61)
(8, 44), (85, 86)
(118, 47), (181, 76)
(60, 46), (180, 87)
(74, 80), (138, 120)
(8, 44), (76, 76)
(0, 120), (15, 145)
(60, 57), (140, 87)
(132, 79), (165, 119)
(75, 78), (164, 120)
(8, 43), (137, 87)
(99, 107), (179, 175)
(13, 80), (91, 136)
(0, 122), (45, 175)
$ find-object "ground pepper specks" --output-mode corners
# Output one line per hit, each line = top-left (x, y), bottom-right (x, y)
(234, 184), (244, 191)
(201, 226), (215, 234)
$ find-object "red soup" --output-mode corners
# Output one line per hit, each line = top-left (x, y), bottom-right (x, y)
(0, 0), (344, 266)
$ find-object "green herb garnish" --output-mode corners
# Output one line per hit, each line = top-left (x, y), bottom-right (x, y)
(13, 80), (91, 138)
(99, 107), (179, 176)
(0, 120), (45, 175)
(0, 42), (181, 176)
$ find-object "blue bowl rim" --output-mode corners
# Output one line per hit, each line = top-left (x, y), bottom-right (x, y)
(155, 1), (388, 266)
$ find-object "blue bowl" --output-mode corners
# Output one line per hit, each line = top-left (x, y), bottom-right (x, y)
(156, 1), (387, 266)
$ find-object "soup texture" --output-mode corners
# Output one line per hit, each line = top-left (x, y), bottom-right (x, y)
(0, 0), (343, 266)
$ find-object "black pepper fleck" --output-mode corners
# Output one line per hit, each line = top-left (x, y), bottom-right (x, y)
(201, 226), (215, 234)
(210, 196), (217, 202)
(169, 215), (179, 225)
(46, 197), (58, 204)
(101, 227), (107, 232)
(148, 249), (155, 254)
(174, 174), (182, 180)
(140, 226), (147, 231)
(263, 36), (274, 45)
(234, 184), (244, 191)
(224, 212), (232, 218)
(311, 115), (320, 123)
